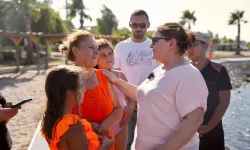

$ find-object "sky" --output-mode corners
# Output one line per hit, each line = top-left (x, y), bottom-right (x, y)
(50, 0), (250, 41)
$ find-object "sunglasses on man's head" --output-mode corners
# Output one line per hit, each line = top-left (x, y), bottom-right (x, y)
(130, 23), (147, 29)
(151, 37), (171, 45)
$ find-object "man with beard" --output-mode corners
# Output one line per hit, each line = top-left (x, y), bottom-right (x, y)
(113, 9), (159, 150)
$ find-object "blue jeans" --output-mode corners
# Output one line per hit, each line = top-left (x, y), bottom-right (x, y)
(126, 110), (137, 150)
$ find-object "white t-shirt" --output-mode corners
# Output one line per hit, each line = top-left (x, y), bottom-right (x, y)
(136, 64), (208, 150)
(113, 38), (160, 86)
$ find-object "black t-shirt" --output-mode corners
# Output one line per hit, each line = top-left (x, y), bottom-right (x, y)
(200, 60), (232, 125)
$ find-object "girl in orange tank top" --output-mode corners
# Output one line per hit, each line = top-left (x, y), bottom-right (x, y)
(41, 65), (114, 150)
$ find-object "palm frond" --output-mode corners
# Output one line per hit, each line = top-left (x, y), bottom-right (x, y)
(193, 16), (197, 24)
(239, 11), (244, 18)
(228, 19), (236, 25)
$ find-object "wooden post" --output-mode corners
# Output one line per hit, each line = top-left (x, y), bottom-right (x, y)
(15, 47), (20, 72)
(65, 56), (68, 65)
(45, 39), (49, 69)
(10, 36), (23, 73)
(36, 40), (40, 73)
(32, 36), (40, 73)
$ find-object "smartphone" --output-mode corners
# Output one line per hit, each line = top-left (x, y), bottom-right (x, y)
(11, 99), (32, 108)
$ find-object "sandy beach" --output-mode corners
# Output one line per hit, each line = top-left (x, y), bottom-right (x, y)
(0, 70), (48, 150)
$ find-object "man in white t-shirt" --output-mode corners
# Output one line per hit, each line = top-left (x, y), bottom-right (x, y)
(113, 9), (159, 150)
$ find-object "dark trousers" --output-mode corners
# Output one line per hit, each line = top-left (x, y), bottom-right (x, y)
(0, 123), (12, 150)
(199, 122), (225, 150)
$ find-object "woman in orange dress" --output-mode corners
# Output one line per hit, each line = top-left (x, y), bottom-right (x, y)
(61, 30), (123, 150)
(95, 39), (136, 150)
(41, 65), (114, 150)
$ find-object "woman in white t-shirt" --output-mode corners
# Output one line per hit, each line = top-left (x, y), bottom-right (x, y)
(102, 22), (208, 150)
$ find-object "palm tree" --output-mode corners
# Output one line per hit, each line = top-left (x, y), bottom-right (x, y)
(66, 0), (68, 20)
(228, 10), (248, 55)
(179, 10), (197, 30)
(68, 0), (92, 29)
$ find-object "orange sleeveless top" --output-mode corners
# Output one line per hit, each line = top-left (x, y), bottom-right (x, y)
(44, 114), (100, 150)
(72, 70), (114, 135)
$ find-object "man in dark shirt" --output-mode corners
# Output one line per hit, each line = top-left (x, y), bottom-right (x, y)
(187, 32), (232, 150)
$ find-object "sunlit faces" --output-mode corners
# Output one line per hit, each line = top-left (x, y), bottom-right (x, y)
(97, 47), (114, 70)
(73, 36), (100, 68)
(129, 15), (150, 39)
(150, 31), (172, 63)
(187, 41), (206, 62)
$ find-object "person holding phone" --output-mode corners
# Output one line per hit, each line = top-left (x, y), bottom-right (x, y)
(41, 65), (114, 150)
(0, 93), (21, 150)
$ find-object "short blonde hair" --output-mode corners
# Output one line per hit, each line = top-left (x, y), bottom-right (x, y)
(60, 30), (93, 61)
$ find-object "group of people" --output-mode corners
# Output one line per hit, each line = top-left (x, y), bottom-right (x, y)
(0, 9), (232, 150)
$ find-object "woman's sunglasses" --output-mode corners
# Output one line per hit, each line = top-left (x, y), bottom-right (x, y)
(151, 37), (171, 45)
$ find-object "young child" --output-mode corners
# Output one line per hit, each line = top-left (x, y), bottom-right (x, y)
(41, 65), (114, 150)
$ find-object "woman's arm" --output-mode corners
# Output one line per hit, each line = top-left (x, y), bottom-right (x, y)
(118, 72), (135, 109)
(116, 71), (135, 127)
(98, 81), (123, 136)
(61, 122), (114, 150)
(59, 122), (88, 150)
(98, 136), (115, 150)
(102, 70), (138, 101)
(160, 107), (204, 150)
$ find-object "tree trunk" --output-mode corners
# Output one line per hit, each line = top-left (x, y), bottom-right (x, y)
(236, 20), (240, 55)
(188, 22), (191, 30)
(236, 20), (241, 55)
(80, 11), (84, 29)
(25, 10), (34, 64)
(66, 0), (68, 20)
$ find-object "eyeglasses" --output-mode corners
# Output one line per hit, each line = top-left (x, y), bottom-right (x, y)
(151, 37), (171, 45)
(130, 22), (147, 29)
